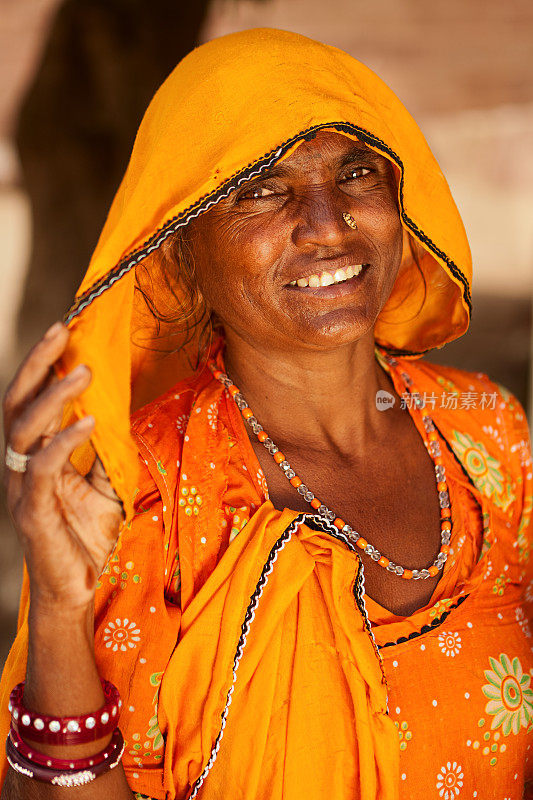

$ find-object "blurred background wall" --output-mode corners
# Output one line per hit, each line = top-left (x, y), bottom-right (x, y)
(0, 0), (532, 670)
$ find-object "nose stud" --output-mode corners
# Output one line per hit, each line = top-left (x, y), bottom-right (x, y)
(342, 212), (358, 230)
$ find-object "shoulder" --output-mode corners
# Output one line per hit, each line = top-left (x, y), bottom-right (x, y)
(413, 357), (529, 441)
(406, 356), (531, 520)
(127, 370), (206, 509)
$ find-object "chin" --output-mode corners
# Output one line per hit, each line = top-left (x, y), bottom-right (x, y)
(293, 307), (377, 350)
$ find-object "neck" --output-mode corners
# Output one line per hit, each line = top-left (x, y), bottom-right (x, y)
(222, 329), (396, 455)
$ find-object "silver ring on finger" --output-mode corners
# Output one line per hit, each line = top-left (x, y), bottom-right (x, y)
(5, 444), (31, 473)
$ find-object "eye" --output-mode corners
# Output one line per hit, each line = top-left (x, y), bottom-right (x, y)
(239, 184), (277, 200)
(342, 167), (372, 181)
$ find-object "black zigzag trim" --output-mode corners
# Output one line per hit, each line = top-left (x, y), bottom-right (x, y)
(188, 514), (305, 798)
(65, 121), (472, 350)
(379, 593), (469, 649)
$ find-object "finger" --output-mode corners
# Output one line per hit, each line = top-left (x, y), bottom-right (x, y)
(87, 456), (122, 505)
(3, 322), (69, 435)
(24, 416), (95, 496)
(9, 365), (92, 455)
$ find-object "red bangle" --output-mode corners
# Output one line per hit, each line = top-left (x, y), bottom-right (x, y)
(9, 726), (123, 770)
(6, 728), (125, 786)
(9, 680), (121, 745)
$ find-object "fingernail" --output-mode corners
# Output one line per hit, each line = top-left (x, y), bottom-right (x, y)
(44, 321), (64, 340)
(78, 415), (95, 427)
(68, 364), (89, 380)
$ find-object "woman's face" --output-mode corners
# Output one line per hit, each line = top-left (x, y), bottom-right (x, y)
(185, 131), (403, 353)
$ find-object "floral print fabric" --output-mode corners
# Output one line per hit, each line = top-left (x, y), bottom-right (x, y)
(0, 350), (531, 799)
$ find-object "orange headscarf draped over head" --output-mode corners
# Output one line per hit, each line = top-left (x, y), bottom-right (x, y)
(58, 28), (472, 519)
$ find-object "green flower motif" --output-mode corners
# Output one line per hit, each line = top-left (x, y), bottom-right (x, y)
(429, 598), (453, 620)
(450, 431), (514, 511)
(394, 719), (412, 751)
(517, 494), (532, 564)
(146, 672), (164, 751)
(492, 573), (510, 597)
(482, 654), (533, 735)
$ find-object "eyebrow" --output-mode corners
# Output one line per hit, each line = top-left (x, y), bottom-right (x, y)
(246, 143), (383, 182)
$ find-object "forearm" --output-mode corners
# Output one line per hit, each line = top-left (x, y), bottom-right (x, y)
(1, 601), (134, 799)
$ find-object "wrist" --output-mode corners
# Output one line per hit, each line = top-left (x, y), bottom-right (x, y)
(28, 595), (94, 631)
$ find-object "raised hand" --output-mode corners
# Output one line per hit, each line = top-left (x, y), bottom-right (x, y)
(3, 322), (124, 612)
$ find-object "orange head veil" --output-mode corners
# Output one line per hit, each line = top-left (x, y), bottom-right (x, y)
(59, 27), (472, 518)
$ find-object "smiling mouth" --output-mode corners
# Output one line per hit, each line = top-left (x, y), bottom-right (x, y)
(287, 264), (367, 289)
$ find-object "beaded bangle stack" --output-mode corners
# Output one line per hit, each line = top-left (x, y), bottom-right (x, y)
(209, 353), (452, 581)
(9, 680), (121, 744)
(5, 679), (124, 786)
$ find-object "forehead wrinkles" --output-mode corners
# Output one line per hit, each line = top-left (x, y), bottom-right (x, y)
(252, 145), (389, 190)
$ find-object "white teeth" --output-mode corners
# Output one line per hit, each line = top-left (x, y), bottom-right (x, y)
(291, 265), (365, 288)
(319, 272), (335, 287)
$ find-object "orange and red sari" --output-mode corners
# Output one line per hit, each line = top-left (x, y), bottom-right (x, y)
(1, 27), (532, 800)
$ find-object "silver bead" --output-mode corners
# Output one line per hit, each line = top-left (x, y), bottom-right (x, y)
(411, 569), (420, 580)
(342, 524), (352, 536)
(21, 714), (30, 727)
(439, 491), (450, 508)
(441, 531), (451, 545)
(33, 719), (44, 731)
(85, 717), (96, 729)
(279, 461), (291, 471)
(297, 484), (308, 496)
(49, 720), (60, 732)
(419, 568), (431, 580)
(318, 505), (329, 516)
(246, 415), (258, 427)
(386, 562), (397, 572)
(285, 468), (296, 480)
(251, 422), (263, 434)
(304, 490), (315, 502)
(220, 375), (232, 388)
(371, 550), (381, 561)
(395, 565), (404, 576)
(364, 544), (375, 556)
(234, 394), (247, 410)
(263, 438), (274, 449)
(12, 709), (19, 721)
(101, 712), (109, 725)
(67, 720), (80, 732)
(325, 510), (336, 521)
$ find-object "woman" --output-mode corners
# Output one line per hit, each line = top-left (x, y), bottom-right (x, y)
(0, 27), (532, 800)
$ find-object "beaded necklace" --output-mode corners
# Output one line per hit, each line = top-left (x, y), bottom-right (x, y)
(209, 352), (452, 581)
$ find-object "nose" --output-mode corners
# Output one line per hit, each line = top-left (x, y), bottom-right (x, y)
(292, 186), (351, 249)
